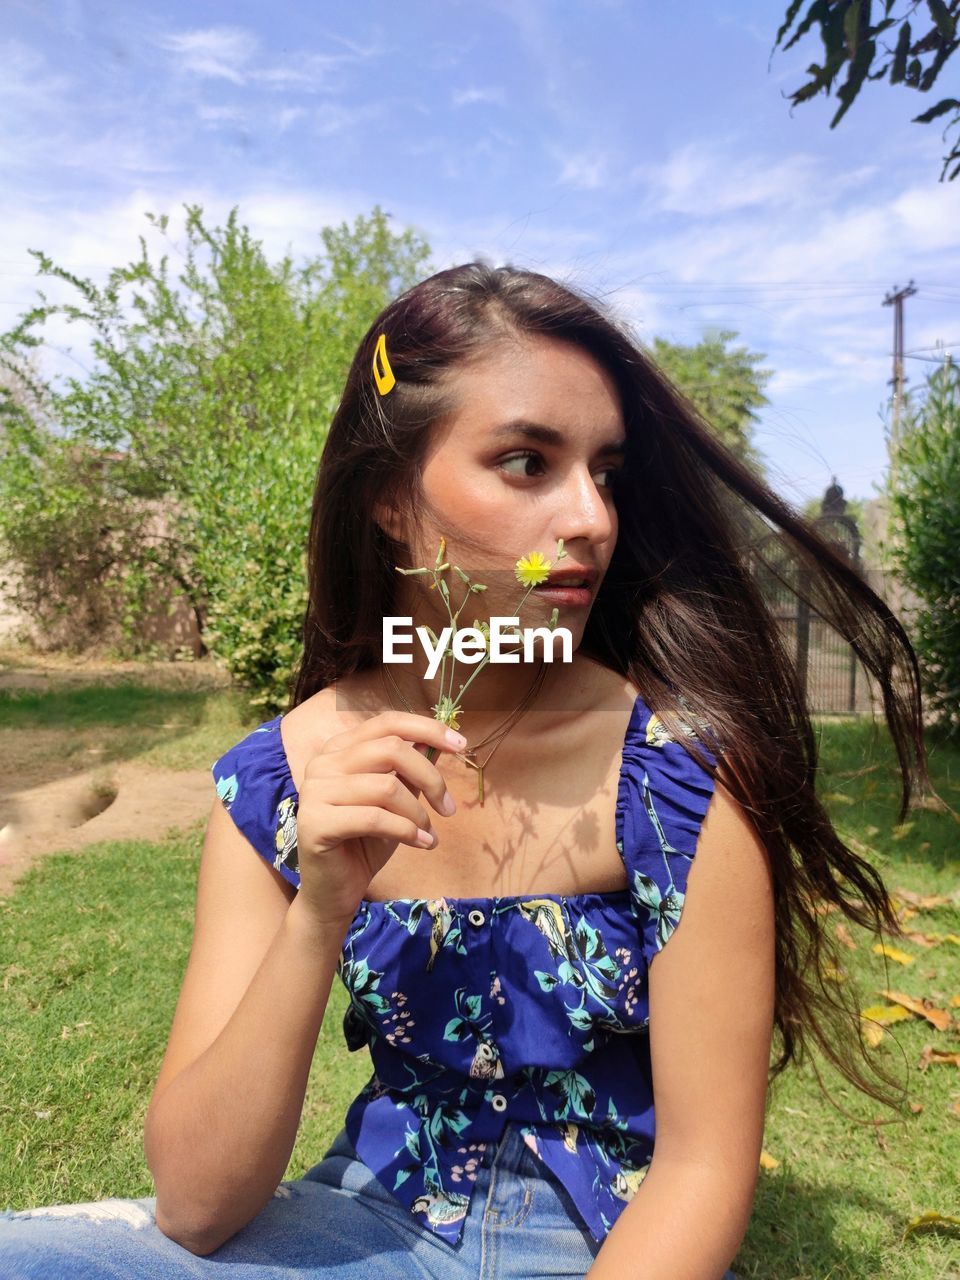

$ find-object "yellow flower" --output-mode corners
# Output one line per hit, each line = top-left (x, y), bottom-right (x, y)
(514, 551), (551, 587)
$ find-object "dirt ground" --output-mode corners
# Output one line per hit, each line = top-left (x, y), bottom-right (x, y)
(0, 646), (234, 898)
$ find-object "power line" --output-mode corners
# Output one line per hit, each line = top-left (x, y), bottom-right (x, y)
(903, 341), (960, 354)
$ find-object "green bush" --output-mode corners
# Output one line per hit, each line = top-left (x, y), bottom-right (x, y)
(888, 358), (960, 735)
(0, 204), (433, 709)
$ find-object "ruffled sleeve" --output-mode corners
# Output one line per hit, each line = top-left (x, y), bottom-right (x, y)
(616, 696), (721, 971)
(210, 715), (302, 890)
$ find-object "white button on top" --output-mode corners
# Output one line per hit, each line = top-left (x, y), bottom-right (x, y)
(467, 909), (485, 927)
(491, 1093), (507, 1112)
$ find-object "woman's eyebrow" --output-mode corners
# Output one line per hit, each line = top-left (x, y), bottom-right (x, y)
(492, 418), (627, 456)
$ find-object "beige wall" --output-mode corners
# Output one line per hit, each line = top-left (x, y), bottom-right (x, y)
(0, 560), (36, 646)
(0, 494), (203, 657)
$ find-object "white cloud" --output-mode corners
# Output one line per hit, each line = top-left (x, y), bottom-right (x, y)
(891, 182), (960, 252)
(196, 104), (245, 124)
(452, 87), (506, 107)
(157, 27), (382, 92)
(554, 150), (608, 191)
(765, 366), (844, 397)
(0, 38), (72, 107)
(313, 100), (389, 138)
(637, 141), (822, 215)
(57, 126), (181, 176)
(253, 55), (351, 93)
(158, 26), (258, 85)
(277, 107), (307, 132)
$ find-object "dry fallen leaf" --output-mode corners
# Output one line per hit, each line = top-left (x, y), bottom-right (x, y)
(893, 888), (953, 910)
(901, 1209), (960, 1241)
(917, 1044), (960, 1071)
(862, 1020), (885, 1047)
(879, 990), (953, 1032)
(908, 793), (952, 814)
(874, 942), (914, 965)
(899, 930), (942, 947)
(862, 1004), (913, 1026)
(834, 922), (858, 950)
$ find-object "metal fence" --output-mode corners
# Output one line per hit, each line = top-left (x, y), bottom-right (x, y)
(747, 484), (896, 717)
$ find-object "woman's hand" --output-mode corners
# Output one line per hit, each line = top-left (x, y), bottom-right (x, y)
(294, 711), (465, 926)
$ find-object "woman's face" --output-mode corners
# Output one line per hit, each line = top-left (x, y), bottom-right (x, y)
(386, 332), (626, 648)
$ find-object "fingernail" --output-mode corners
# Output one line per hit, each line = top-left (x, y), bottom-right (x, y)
(445, 729), (467, 748)
(441, 790), (456, 816)
(416, 828), (436, 848)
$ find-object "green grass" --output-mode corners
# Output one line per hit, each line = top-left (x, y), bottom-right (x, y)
(739, 716), (960, 1280)
(0, 825), (370, 1209)
(0, 677), (261, 774)
(2, 682), (959, 1277)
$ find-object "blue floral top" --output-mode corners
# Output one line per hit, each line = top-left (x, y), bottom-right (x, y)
(211, 691), (719, 1246)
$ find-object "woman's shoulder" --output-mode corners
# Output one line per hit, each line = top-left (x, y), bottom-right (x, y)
(208, 680), (377, 887)
(534, 656), (641, 737)
(278, 675), (384, 793)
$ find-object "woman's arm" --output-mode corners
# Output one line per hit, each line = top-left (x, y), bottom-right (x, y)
(587, 774), (776, 1279)
(143, 798), (353, 1257)
(144, 707), (460, 1257)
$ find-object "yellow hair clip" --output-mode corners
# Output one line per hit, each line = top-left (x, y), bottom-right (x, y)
(373, 332), (396, 396)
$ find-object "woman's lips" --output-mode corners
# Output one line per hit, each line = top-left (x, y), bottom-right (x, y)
(532, 584), (592, 606)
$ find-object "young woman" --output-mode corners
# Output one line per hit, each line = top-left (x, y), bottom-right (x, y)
(0, 263), (927, 1279)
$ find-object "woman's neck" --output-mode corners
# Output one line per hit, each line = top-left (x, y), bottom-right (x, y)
(374, 652), (606, 747)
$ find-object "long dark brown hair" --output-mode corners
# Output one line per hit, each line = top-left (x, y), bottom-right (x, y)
(290, 261), (932, 1117)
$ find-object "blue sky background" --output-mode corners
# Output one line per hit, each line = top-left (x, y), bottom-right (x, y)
(3, 0), (959, 508)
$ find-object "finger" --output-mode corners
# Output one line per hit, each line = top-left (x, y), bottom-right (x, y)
(321, 711), (467, 759)
(304, 803), (437, 852)
(331, 737), (456, 816)
(307, 772), (436, 840)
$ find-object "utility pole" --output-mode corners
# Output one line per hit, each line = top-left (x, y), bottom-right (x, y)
(882, 280), (917, 476)
(880, 281), (917, 571)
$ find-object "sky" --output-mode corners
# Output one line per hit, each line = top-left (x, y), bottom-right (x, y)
(3, 0), (959, 510)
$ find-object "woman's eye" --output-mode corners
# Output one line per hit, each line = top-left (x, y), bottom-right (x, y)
(497, 453), (625, 489)
(498, 451), (545, 478)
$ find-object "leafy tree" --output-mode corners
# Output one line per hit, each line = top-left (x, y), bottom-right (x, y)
(649, 328), (772, 476)
(773, 1), (960, 181)
(887, 357), (960, 733)
(0, 204), (432, 711)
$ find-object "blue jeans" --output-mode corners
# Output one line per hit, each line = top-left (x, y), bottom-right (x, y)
(0, 1121), (738, 1277)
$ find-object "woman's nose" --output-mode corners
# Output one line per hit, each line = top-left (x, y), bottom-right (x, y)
(555, 468), (615, 544)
